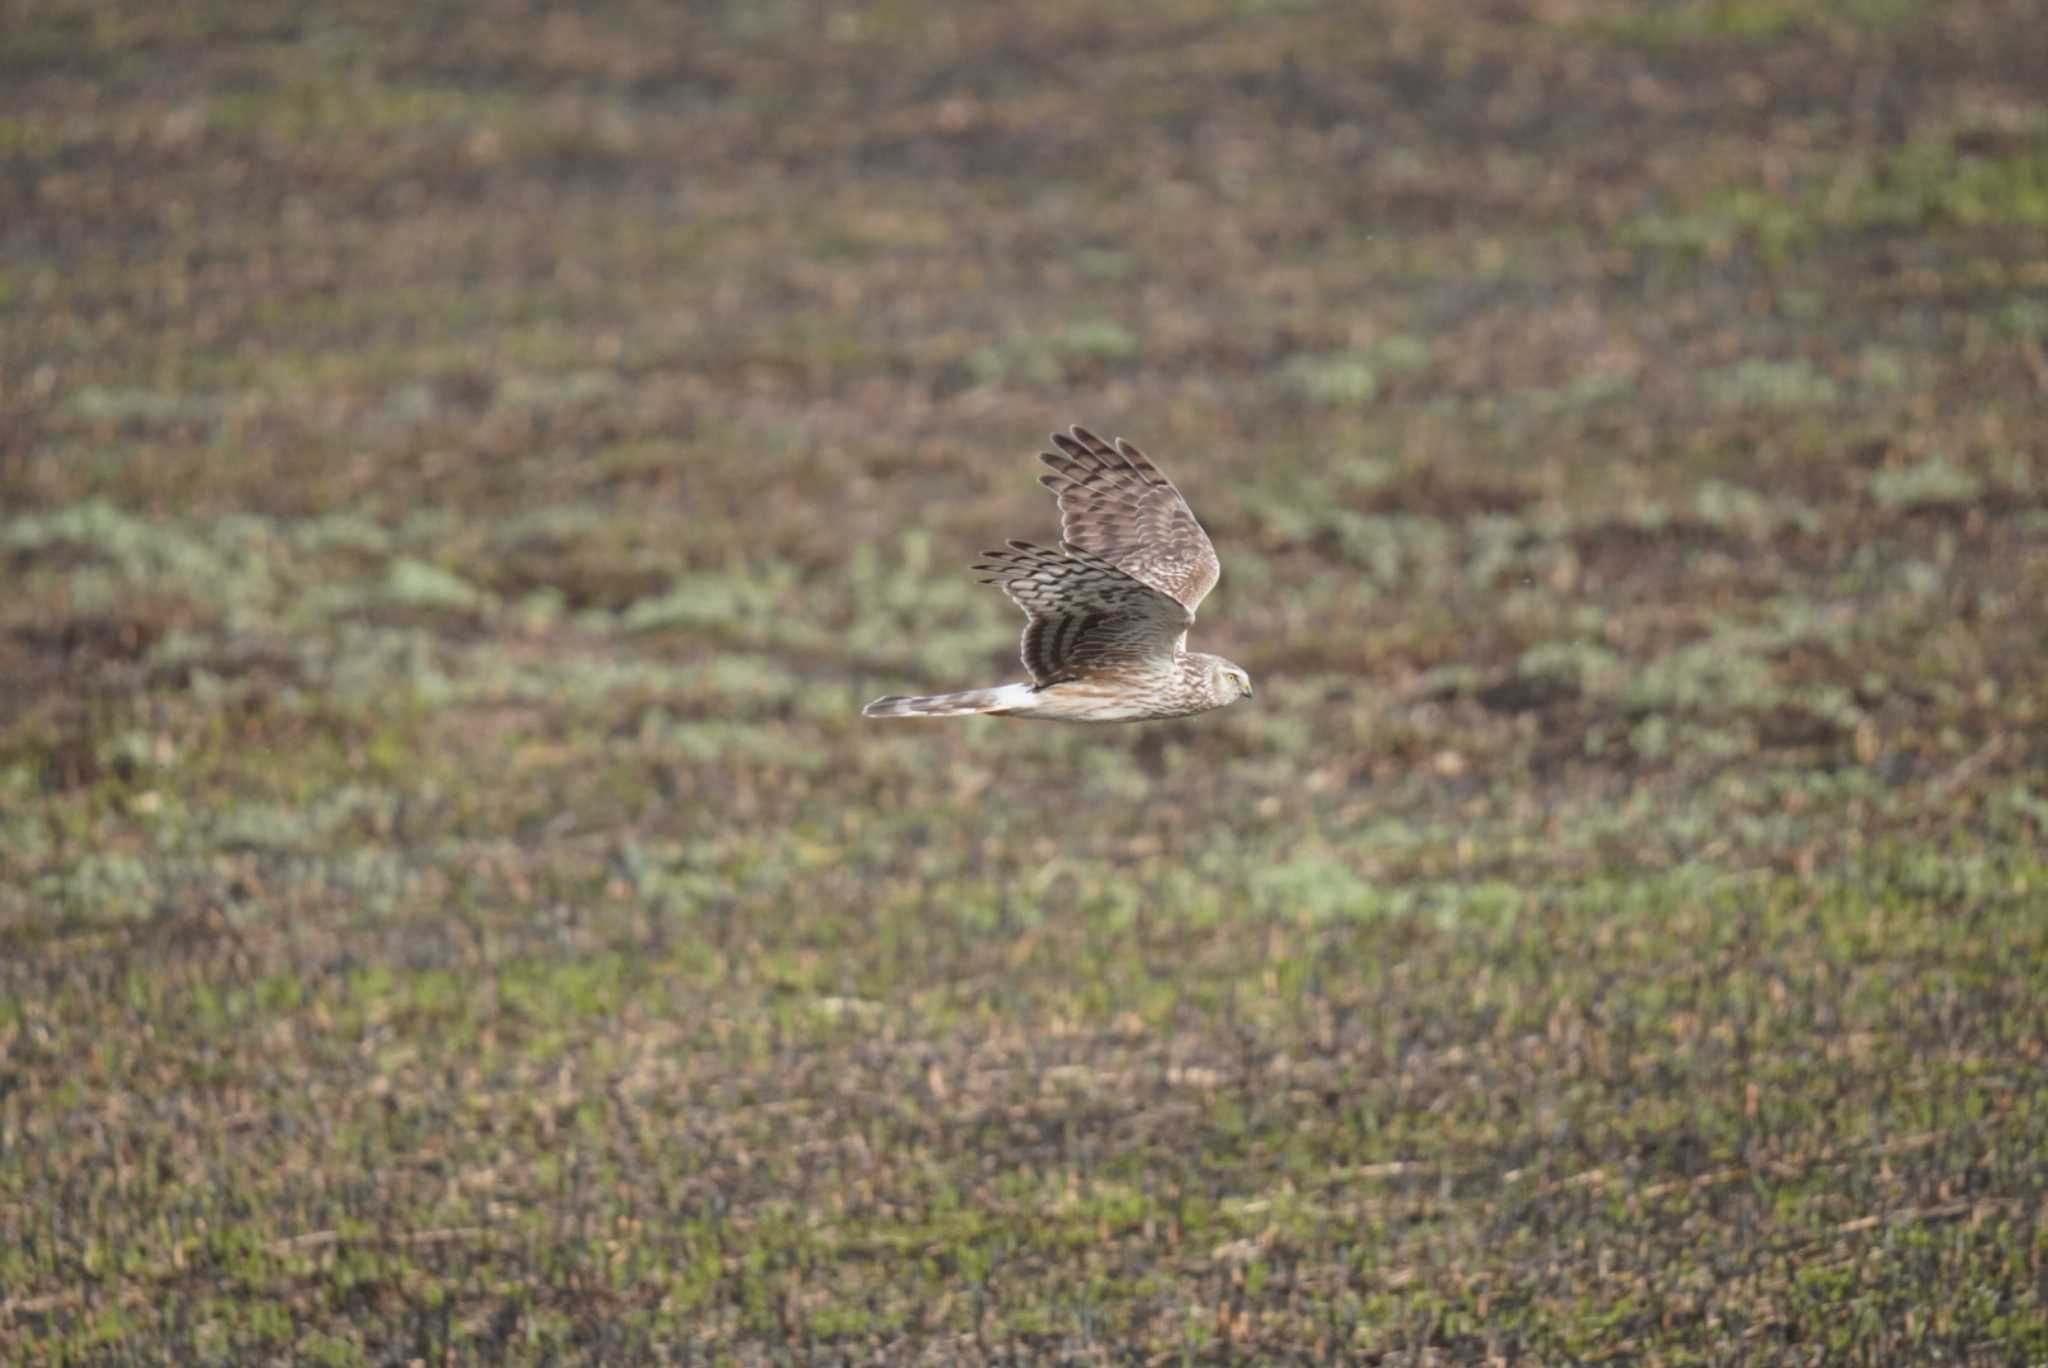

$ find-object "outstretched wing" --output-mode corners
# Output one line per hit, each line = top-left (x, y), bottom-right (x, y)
(974, 541), (1192, 687)
(1037, 426), (1222, 612)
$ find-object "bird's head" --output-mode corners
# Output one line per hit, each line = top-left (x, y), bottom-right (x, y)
(1201, 655), (1255, 707)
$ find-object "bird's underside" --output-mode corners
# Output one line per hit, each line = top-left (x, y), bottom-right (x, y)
(863, 426), (1250, 724)
(861, 676), (1194, 723)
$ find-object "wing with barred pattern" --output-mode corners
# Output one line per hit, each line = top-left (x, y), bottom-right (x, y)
(972, 540), (1192, 687)
(1036, 427), (1222, 612)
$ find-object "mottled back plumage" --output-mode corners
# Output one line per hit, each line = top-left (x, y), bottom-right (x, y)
(863, 425), (1251, 724)
(973, 541), (1190, 686)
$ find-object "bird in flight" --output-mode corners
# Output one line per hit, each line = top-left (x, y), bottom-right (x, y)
(864, 426), (1252, 723)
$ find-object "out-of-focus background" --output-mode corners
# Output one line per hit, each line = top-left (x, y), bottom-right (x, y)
(4, 0), (2046, 1359)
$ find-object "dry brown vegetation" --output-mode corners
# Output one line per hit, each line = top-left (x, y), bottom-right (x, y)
(3, 0), (2047, 1361)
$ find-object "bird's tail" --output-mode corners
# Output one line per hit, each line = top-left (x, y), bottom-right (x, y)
(862, 683), (1035, 719)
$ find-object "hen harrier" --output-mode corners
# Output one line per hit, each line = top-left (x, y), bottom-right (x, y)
(863, 426), (1252, 723)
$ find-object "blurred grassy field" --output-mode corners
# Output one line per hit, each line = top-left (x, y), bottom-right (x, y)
(4, 0), (2048, 1360)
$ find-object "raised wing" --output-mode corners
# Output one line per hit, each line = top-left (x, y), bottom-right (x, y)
(974, 540), (1192, 687)
(1037, 426), (1221, 612)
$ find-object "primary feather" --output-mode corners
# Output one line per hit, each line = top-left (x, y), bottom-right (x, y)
(1037, 427), (1221, 612)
